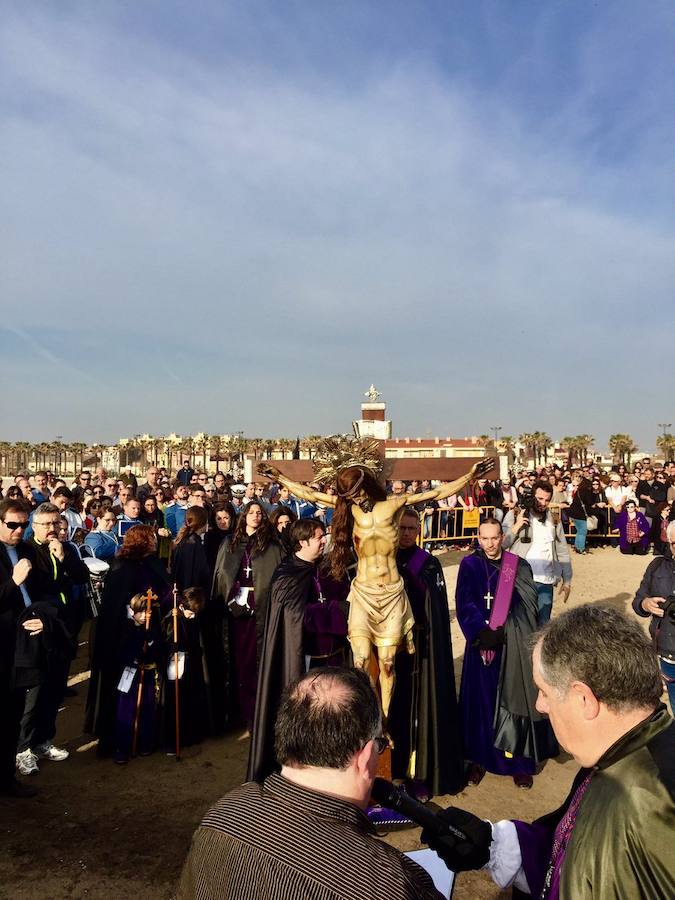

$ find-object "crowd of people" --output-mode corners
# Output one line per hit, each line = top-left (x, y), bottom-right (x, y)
(1, 454), (673, 897)
(414, 458), (675, 556)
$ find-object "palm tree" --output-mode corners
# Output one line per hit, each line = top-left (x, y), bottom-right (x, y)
(71, 442), (87, 473)
(263, 440), (274, 460)
(0, 441), (11, 475)
(560, 436), (577, 466)
(518, 433), (536, 464)
(13, 441), (32, 473)
(608, 434), (638, 466)
(302, 435), (323, 460)
(656, 433), (675, 462)
(496, 435), (515, 464)
(210, 434), (223, 471)
(278, 438), (294, 460)
(537, 432), (554, 463)
(575, 434), (594, 465)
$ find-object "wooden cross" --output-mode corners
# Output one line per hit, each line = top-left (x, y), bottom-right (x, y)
(143, 589), (158, 625)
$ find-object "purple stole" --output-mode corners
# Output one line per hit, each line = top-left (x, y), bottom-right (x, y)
(404, 546), (429, 593)
(481, 551), (519, 666)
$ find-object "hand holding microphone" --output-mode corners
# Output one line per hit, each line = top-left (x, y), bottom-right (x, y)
(371, 779), (492, 873)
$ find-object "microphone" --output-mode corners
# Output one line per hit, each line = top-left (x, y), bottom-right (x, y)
(371, 778), (467, 843)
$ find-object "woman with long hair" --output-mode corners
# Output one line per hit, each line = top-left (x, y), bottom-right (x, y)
(204, 501), (237, 572)
(212, 501), (282, 731)
(84, 525), (171, 757)
(269, 504), (297, 557)
(569, 474), (596, 554)
(171, 507), (210, 595)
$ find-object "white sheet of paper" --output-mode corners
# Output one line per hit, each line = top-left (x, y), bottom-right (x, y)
(167, 651), (186, 681)
(117, 666), (137, 693)
(405, 849), (455, 898)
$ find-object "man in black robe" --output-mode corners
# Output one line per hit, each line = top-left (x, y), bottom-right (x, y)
(388, 508), (464, 797)
(247, 518), (348, 782)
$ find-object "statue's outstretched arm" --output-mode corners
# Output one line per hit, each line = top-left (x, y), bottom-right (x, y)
(256, 462), (336, 507)
(404, 458), (494, 506)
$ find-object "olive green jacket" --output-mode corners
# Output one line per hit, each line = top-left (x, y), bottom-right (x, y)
(517, 705), (674, 899)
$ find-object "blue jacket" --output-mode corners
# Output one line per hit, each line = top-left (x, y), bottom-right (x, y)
(84, 530), (120, 561)
(278, 497), (317, 519)
(164, 503), (187, 537)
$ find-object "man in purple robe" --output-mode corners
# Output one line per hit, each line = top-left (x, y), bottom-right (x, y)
(456, 518), (557, 789)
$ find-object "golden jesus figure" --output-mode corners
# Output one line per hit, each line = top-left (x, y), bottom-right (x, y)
(257, 458), (492, 718)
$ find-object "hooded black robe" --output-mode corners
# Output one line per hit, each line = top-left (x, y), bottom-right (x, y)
(211, 535), (283, 729)
(388, 545), (465, 796)
(246, 554), (349, 782)
(84, 555), (171, 754)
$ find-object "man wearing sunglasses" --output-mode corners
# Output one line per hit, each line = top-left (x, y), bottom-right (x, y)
(0, 498), (42, 797)
(16, 503), (89, 776)
(179, 667), (444, 900)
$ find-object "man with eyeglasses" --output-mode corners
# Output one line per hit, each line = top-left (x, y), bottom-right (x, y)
(16, 503), (89, 775)
(103, 478), (119, 502)
(71, 471), (92, 504)
(0, 499), (43, 797)
(179, 667), (444, 900)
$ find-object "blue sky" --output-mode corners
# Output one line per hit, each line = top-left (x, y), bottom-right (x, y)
(1, 1), (673, 450)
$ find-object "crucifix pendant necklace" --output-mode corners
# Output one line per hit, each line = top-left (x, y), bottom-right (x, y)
(243, 550), (252, 579)
(482, 560), (498, 612)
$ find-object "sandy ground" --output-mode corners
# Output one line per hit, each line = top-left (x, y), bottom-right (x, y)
(0, 546), (660, 900)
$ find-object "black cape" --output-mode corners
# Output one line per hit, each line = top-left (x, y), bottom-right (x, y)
(171, 534), (222, 734)
(246, 554), (314, 782)
(160, 611), (210, 748)
(388, 546), (465, 795)
(84, 555), (171, 754)
(211, 535), (283, 729)
(489, 551), (559, 763)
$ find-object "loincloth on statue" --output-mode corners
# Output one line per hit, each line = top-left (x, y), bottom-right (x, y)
(347, 577), (415, 649)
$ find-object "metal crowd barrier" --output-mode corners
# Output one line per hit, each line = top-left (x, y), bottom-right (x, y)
(418, 504), (620, 547)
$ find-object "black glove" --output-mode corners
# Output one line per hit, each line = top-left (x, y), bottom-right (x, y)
(421, 806), (492, 872)
(661, 596), (675, 623)
(474, 626), (505, 651)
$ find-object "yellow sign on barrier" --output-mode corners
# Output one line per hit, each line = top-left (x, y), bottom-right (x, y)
(462, 508), (480, 529)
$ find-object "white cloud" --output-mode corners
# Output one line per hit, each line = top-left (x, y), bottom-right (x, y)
(0, 4), (673, 447)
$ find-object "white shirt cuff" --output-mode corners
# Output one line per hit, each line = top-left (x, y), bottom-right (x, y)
(485, 820), (530, 893)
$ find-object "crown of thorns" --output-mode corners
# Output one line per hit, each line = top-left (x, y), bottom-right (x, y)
(312, 434), (383, 488)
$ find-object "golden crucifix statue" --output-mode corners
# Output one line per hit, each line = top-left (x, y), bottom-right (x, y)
(258, 451), (493, 719)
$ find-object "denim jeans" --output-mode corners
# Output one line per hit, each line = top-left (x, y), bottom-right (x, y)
(573, 517), (588, 552)
(535, 583), (554, 625)
(660, 658), (675, 714)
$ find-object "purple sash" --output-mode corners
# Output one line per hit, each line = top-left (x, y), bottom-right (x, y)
(481, 551), (518, 666)
(404, 546), (429, 595)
